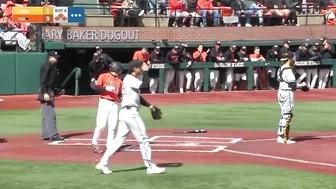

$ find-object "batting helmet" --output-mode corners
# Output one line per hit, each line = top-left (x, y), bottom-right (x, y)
(109, 61), (123, 75)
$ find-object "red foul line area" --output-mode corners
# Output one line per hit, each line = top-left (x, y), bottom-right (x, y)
(2, 89), (336, 110)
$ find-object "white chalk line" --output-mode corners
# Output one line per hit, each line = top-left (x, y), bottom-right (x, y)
(158, 135), (239, 140)
(224, 148), (336, 168)
(241, 134), (336, 143)
(124, 146), (227, 153)
(65, 138), (234, 144)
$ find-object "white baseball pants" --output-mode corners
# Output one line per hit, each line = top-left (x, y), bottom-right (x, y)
(234, 73), (247, 81)
(295, 69), (307, 84)
(149, 78), (159, 94)
(98, 107), (155, 169)
(164, 69), (175, 93)
(178, 70), (192, 93)
(318, 69), (330, 89)
(266, 67), (276, 78)
(194, 69), (204, 92)
(224, 68), (234, 91)
(92, 98), (118, 148)
(210, 70), (219, 90)
(306, 68), (318, 89)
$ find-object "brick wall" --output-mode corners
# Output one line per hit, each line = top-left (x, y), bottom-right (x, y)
(43, 26), (335, 42)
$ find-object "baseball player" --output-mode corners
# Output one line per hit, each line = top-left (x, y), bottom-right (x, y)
(178, 45), (193, 93)
(91, 62), (123, 153)
(307, 42), (322, 89)
(165, 46), (181, 93)
(319, 37), (335, 89)
(192, 44), (209, 92)
(265, 45), (280, 89)
(295, 43), (310, 86)
(149, 46), (165, 94)
(277, 52), (308, 144)
(95, 60), (166, 175)
(223, 45), (237, 91)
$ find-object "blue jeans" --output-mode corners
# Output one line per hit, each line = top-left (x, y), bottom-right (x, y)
(199, 9), (220, 26)
(148, 0), (166, 11)
(235, 3), (263, 25)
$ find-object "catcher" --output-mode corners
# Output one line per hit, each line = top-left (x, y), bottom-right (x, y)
(276, 51), (309, 144)
(95, 60), (165, 175)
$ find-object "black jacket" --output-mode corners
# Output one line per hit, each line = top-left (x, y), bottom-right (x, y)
(295, 48), (311, 61)
(321, 44), (335, 59)
(165, 50), (181, 69)
(223, 49), (237, 62)
(150, 51), (165, 63)
(266, 49), (281, 61)
(100, 53), (114, 65)
(88, 59), (109, 80)
(309, 47), (322, 61)
(209, 47), (223, 62)
(38, 61), (60, 101)
(180, 50), (193, 63)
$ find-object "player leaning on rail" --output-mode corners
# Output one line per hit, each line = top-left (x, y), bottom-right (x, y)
(276, 51), (309, 144)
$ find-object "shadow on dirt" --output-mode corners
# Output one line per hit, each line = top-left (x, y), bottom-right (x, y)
(112, 163), (183, 173)
(63, 132), (92, 138)
(293, 135), (336, 142)
(0, 138), (8, 143)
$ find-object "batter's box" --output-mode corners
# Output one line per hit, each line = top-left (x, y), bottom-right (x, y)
(154, 135), (242, 144)
(123, 145), (227, 153)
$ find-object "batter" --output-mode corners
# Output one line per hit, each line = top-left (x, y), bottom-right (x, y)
(95, 60), (166, 175)
(277, 52), (307, 144)
(91, 62), (123, 153)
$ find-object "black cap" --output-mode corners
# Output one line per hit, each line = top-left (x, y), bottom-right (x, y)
(241, 46), (247, 50)
(284, 40), (290, 45)
(280, 51), (293, 61)
(302, 43), (309, 48)
(48, 51), (60, 58)
(320, 37), (327, 42)
(314, 42), (320, 46)
(155, 46), (160, 51)
(128, 60), (142, 73)
(215, 41), (221, 46)
(273, 45), (279, 48)
(173, 45), (179, 50)
(96, 46), (102, 50)
(230, 45), (237, 49)
(93, 53), (99, 57)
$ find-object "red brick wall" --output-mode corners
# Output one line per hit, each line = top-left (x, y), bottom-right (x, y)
(43, 26), (335, 42)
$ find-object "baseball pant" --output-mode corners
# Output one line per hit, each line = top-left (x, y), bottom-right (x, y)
(149, 77), (159, 94)
(306, 68), (318, 89)
(92, 98), (119, 149)
(194, 69), (204, 92)
(210, 70), (219, 90)
(41, 98), (58, 139)
(295, 69), (307, 84)
(253, 71), (258, 88)
(164, 69), (175, 93)
(177, 70), (192, 93)
(99, 107), (155, 169)
(234, 73), (247, 81)
(224, 68), (234, 91)
(318, 69), (330, 89)
(277, 90), (294, 141)
(266, 67), (277, 88)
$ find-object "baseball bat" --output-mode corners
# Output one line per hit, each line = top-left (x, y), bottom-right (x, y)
(173, 129), (207, 134)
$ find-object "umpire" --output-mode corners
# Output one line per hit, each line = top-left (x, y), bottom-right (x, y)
(38, 51), (65, 141)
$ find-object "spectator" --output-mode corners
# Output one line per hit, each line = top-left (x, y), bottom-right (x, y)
(234, 0), (263, 27)
(197, 0), (221, 27)
(165, 46), (181, 93)
(192, 44), (209, 92)
(149, 46), (165, 94)
(265, 44), (280, 89)
(223, 45), (237, 91)
(121, 0), (145, 26)
(319, 37), (335, 89)
(235, 46), (249, 90)
(295, 43), (309, 86)
(178, 44), (193, 93)
(307, 42), (322, 89)
(264, 0), (298, 26)
(187, 0), (201, 27)
(4, 1), (15, 20)
(208, 41), (222, 91)
(0, 16), (15, 31)
(249, 46), (265, 89)
(169, 0), (190, 27)
(133, 47), (150, 81)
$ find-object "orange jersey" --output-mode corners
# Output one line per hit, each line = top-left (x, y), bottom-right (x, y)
(192, 51), (208, 62)
(96, 73), (122, 101)
(133, 50), (149, 62)
(249, 54), (265, 62)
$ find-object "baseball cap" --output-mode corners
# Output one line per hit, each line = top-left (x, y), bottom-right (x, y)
(314, 42), (320, 46)
(128, 60), (142, 73)
(48, 51), (60, 58)
(284, 40), (291, 45)
(302, 43), (309, 48)
(273, 45), (279, 48)
(173, 45), (179, 50)
(280, 51), (293, 61)
(230, 45), (237, 49)
(155, 46), (160, 51)
(320, 37), (327, 42)
(241, 46), (247, 50)
(215, 41), (221, 46)
(96, 46), (102, 50)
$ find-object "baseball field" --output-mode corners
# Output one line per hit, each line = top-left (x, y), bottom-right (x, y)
(1, 89), (336, 189)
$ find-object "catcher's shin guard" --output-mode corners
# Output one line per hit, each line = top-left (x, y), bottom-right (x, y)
(277, 113), (293, 143)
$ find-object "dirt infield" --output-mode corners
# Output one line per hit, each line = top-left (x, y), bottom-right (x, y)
(1, 89), (336, 175)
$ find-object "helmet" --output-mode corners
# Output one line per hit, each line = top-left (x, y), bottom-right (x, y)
(109, 61), (123, 75)
(280, 51), (294, 62)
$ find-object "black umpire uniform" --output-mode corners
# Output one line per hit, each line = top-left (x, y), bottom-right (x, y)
(38, 51), (65, 141)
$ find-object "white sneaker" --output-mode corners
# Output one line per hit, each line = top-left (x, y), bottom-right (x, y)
(277, 137), (296, 144)
(179, 88), (184, 93)
(138, 10), (145, 17)
(245, 23), (252, 27)
(146, 165), (166, 175)
(95, 164), (112, 174)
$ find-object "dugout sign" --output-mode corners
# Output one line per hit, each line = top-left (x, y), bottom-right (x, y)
(214, 62), (245, 68)
(295, 61), (321, 66)
(151, 64), (165, 69)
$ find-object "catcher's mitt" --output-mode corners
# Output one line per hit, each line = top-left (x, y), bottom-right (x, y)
(151, 106), (162, 120)
(301, 85), (309, 92)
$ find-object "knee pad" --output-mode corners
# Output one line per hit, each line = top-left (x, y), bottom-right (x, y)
(279, 113), (293, 141)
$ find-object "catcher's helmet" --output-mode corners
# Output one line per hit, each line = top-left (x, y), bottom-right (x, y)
(280, 51), (294, 62)
(109, 61), (123, 75)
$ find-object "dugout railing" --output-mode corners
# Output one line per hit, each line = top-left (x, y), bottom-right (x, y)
(121, 60), (336, 93)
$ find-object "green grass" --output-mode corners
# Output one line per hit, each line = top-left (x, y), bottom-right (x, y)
(0, 160), (336, 189)
(1, 101), (336, 188)
(1, 101), (335, 136)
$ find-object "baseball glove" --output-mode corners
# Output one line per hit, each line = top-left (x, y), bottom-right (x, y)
(301, 85), (309, 92)
(151, 106), (162, 120)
